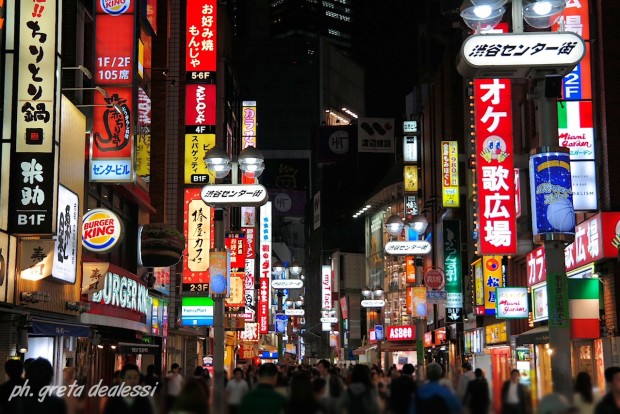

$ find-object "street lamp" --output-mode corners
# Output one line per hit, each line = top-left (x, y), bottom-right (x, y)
(203, 145), (265, 414)
(460, 0), (566, 32)
(361, 285), (385, 369)
(272, 260), (304, 364)
(386, 213), (428, 386)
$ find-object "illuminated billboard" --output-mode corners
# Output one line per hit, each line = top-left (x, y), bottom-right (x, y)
(181, 297), (214, 326)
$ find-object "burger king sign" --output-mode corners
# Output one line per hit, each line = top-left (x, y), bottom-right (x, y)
(82, 208), (124, 253)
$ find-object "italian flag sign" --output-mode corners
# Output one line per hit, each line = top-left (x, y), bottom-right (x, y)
(557, 101), (595, 161)
(557, 101), (593, 129)
(568, 278), (600, 339)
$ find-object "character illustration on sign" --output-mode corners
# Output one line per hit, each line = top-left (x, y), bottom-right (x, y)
(480, 136), (509, 163)
(57, 205), (71, 262)
(94, 94), (131, 152)
(612, 220), (620, 249)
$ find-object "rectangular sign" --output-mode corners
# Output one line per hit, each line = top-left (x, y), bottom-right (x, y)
(473, 259), (485, 315)
(94, 14), (134, 85)
(533, 284), (549, 322)
(243, 258), (256, 321)
(182, 188), (213, 291)
(547, 273), (569, 328)
(52, 185), (79, 284)
(181, 297), (214, 326)
(186, 0), (217, 79)
(136, 88), (151, 182)
(411, 286), (427, 319)
(403, 165), (418, 192)
(241, 101), (257, 149)
(386, 325), (415, 341)
(185, 84), (216, 126)
(558, 101), (594, 160)
(565, 212), (620, 271)
(404, 195), (419, 221)
(358, 118), (394, 153)
(570, 160), (597, 211)
(554, 0), (590, 40)
(483, 256), (504, 315)
(475, 78), (517, 255)
(441, 141), (459, 207)
(184, 133), (215, 184)
(562, 44), (592, 101)
(496, 287), (529, 318)
(258, 202), (272, 334)
(403, 136), (418, 162)
(444, 220), (462, 322)
(322, 265), (332, 311)
(226, 232), (246, 271)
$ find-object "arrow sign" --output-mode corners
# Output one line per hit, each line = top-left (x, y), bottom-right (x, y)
(446, 307), (462, 322)
(385, 241), (432, 256)
(271, 279), (304, 289)
(201, 184), (269, 206)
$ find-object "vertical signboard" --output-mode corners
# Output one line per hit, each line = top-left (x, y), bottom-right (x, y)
(52, 186), (79, 284)
(527, 246), (546, 288)
(241, 101), (257, 149)
(322, 265), (332, 331)
(9, 0), (61, 234)
(185, 0), (217, 81)
(403, 165), (418, 192)
(472, 259), (485, 316)
(182, 188), (213, 292)
(529, 151), (575, 240)
(136, 88), (151, 182)
(444, 220), (463, 322)
(547, 273), (569, 328)
(258, 202), (272, 334)
(184, 132), (216, 185)
(441, 141), (460, 207)
(475, 79), (516, 255)
(483, 256), (504, 315)
(91, 7), (135, 183)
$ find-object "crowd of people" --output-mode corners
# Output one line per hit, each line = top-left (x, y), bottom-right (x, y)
(2, 357), (620, 413)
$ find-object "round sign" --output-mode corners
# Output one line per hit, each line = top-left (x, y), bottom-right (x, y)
(100, 0), (131, 15)
(82, 208), (123, 253)
(424, 268), (445, 290)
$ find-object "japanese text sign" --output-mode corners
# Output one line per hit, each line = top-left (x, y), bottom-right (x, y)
(472, 259), (485, 315)
(547, 273), (569, 328)
(184, 133), (215, 184)
(527, 246), (546, 287)
(238, 322), (259, 342)
(244, 258), (256, 321)
(403, 165), (418, 192)
(441, 141), (459, 207)
(241, 101), (257, 149)
(565, 212), (620, 272)
(185, 84), (216, 126)
(183, 188), (213, 290)
(94, 14), (134, 85)
(483, 256), (504, 315)
(444, 220), (463, 320)
(186, 0), (217, 77)
(475, 78), (516, 255)
(553, 0), (590, 41)
(225, 232), (246, 271)
(258, 202), (272, 334)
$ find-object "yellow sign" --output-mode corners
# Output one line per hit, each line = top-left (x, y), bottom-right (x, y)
(404, 165), (418, 192)
(483, 256), (504, 313)
(184, 133), (216, 184)
(473, 259), (484, 307)
(485, 321), (507, 344)
(441, 141), (460, 207)
(411, 286), (427, 319)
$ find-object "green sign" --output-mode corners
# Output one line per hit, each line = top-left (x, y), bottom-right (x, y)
(443, 220), (463, 322)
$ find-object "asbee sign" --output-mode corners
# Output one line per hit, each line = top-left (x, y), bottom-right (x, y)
(82, 209), (124, 253)
(458, 32), (585, 79)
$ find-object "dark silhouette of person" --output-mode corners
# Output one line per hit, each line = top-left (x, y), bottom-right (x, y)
(501, 369), (528, 414)
(104, 363), (153, 414)
(464, 368), (490, 414)
(0, 359), (25, 412)
(172, 377), (210, 414)
(388, 363), (416, 414)
(5, 357), (66, 414)
(239, 363), (287, 414)
(284, 372), (325, 414)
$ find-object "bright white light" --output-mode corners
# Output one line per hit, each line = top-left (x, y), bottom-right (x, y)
(532, 1), (553, 15)
(473, 5), (493, 18)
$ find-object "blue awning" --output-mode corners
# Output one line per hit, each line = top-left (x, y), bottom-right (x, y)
(32, 320), (90, 337)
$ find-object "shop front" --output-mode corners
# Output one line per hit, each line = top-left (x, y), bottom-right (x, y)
(485, 321), (511, 414)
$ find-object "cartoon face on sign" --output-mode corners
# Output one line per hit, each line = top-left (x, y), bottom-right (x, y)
(94, 94), (131, 152)
(480, 135), (509, 163)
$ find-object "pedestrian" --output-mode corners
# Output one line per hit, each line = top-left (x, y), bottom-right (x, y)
(457, 362), (475, 402)
(410, 362), (461, 414)
(166, 363), (184, 412)
(501, 369), (528, 414)
(226, 367), (249, 414)
(238, 363), (287, 414)
(104, 363), (154, 414)
(0, 359), (24, 412)
(538, 393), (577, 414)
(338, 363), (381, 414)
(463, 368), (490, 414)
(316, 359), (334, 399)
(5, 357), (67, 414)
(388, 363), (416, 414)
(143, 364), (159, 390)
(595, 366), (620, 414)
(284, 372), (325, 414)
(170, 377), (209, 414)
(574, 371), (599, 414)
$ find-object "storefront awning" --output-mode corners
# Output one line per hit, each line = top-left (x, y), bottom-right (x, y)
(516, 326), (549, 346)
(32, 320), (90, 337)
(381, 341), (416, 352)
(352, 343), (377, 355)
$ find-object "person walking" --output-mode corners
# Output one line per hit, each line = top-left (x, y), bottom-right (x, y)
(388, 363), (416, 414)
(595, 366), (620, 414)
(5, 357), (66, 414)
(463, 368), (490, 414)
(457, 362), (475, 403)
(0, 359), (24, 413)
(238, 363), (287, 414)
(226, 367), (249, 414)
(339, 364), (381, 414)
(574, 371), (599, 414)
(166, 363), (184, 412)
(104, 363), (154, 414)
(170, 377), (210, 414)
(284, 372), (325, 414)
(410, 362), (461, 414)
(501, 369), (528, 414)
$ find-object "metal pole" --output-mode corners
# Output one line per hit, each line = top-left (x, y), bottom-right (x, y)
(533, 77), (573, 399)
(511, 0), (524, 33)
(414, 256), (425, 387)
(277, 291), (283, 364)
(212, 208), (226, 414)
(377, 306), (382, 370)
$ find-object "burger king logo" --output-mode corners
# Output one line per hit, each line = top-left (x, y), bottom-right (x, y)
(82, 208), (124, 253)
(100, 0), (131, 15)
